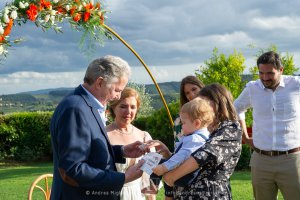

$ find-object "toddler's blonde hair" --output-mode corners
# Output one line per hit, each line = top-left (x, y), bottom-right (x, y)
(180, 97), (215, 127)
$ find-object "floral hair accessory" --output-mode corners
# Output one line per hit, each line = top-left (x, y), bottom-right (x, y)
(0, 0), (112, 60)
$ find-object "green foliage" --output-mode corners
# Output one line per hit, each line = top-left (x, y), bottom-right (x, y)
(196, 48), (247, 98)
(281, 52), (299, 75)
(0, 93), (37, 103)
(0, 112), (53, 161)
(127, 82), (154, 118)
(235, 145), (251, 170)
(135, 101), (180, 151)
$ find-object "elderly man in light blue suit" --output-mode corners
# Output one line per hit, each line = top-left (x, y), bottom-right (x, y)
(50, 55), (145, 200)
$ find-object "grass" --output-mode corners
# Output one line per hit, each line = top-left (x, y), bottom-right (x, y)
(0, 162), (283, 200)
(0, 162), (53, 200)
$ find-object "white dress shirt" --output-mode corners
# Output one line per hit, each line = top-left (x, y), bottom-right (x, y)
(234, 75), (300, 151)
(81, 84), (107, 124)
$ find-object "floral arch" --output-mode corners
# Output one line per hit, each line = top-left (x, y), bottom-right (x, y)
(0, 0), (174, 126)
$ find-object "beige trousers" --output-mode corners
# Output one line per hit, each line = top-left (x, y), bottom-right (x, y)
(250, 151), (300, 200)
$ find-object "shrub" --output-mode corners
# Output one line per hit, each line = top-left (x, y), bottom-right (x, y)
(134, 101), (180, 151)
(0, 112), (53, 161)
(236, 144), (251, 170)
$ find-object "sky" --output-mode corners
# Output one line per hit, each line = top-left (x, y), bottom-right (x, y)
(1, 0), (300, 94)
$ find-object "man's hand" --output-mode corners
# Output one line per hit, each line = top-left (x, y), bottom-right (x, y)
(124, 159), (144, 183)
(146, 140), (172, 159)
(123, 141), (148, 158)
(244, 137), (254, 148)
(152, 164), (168, 176)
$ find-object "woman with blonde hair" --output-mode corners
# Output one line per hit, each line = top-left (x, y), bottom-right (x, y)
(106, 87), (156, 200)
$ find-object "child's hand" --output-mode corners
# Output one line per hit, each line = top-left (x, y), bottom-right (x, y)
(146, 140), (172, 159)
(152, 164), (168, 176)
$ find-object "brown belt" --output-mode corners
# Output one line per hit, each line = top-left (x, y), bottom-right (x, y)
(253, 147), (300, 156)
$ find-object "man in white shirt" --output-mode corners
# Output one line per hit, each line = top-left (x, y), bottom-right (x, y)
(234, 51), (300, 200)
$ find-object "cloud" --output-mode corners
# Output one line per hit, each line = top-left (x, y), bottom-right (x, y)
(0, 71), (85, 94)
(1, 0), (300, 94)
(250, 16), (300, 30)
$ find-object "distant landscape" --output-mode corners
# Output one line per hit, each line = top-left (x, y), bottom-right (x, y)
(0, 82), (181, 114)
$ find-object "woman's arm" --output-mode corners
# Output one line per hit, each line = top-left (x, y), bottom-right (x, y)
(163, 156), (199, 187)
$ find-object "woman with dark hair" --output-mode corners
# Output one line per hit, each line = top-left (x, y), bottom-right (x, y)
(162, 75), (205, 199)
(149, 83), (242, 200)
(179, 75), (205, 107)
(174, 75), (205, 142)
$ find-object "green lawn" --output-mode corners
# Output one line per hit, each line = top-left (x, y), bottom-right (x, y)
(0, 162), (283, 200)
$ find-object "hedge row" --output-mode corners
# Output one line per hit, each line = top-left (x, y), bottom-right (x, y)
(0, 112), (53, 161)
(0, 110), (251, 170)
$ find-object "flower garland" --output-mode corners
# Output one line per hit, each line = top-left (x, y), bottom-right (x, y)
(0, 0), (111, 59)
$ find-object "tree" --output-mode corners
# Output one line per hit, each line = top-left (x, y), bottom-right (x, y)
(195, 48), (247, 98)
(127, 82), (154, 118)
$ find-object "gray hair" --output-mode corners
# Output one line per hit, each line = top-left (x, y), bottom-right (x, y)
(84, 55), (131, 85)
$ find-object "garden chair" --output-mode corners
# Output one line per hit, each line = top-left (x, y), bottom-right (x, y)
(28, 173), (53, 200)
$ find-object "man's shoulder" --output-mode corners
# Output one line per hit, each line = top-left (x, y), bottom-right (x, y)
(282, 75), (300, 84)
(246, 79), (261, 87)
(56, 90), (87, 112)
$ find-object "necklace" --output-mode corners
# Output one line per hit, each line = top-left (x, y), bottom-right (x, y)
(113, 122), (134, 135)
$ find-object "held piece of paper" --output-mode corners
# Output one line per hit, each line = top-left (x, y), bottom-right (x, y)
(141, 152), (163, 175)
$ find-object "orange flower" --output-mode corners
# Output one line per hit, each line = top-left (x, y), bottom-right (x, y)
(0, 36), (5, 43)
(56, 6), (66, 14)
(3, 19), (14, 36)
(73, 13), (81, 22)
(0, 18), (14, 43)
(95, 2), (100, 10)
(70, 6), (76, 16)
(100, 14), (104, 24)
(26, 4), (38, 21)
(85, 2), (93, 12)
(83, 12), (90, 22)
(40, 0), (52, 9)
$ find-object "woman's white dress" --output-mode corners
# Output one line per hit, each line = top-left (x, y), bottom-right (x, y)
(115, 131), (153, 200)
(116, 158), (145, 200)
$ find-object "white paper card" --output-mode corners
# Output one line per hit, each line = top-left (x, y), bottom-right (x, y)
(141, 152), (163, 175)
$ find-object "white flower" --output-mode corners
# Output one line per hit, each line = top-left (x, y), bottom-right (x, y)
(0, 45), (4, 55)
(10, 10), (18, 20)
(53, 0), (59, 3)
(50, 10), (56, 16)
(82, 2), (86, 7)
(50, 16), (55, 24)
(44, 14), (50, 22)
(4, 7), (9, 15)
(90, 0), (95, 5)
(19, 2), (25, 9)
(0, 26), (4, 35)
(24, 2), (29, 7)
(65, 5), (70, 11)
(3, 14), (10, 23)
(78, 5), (83, 11)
